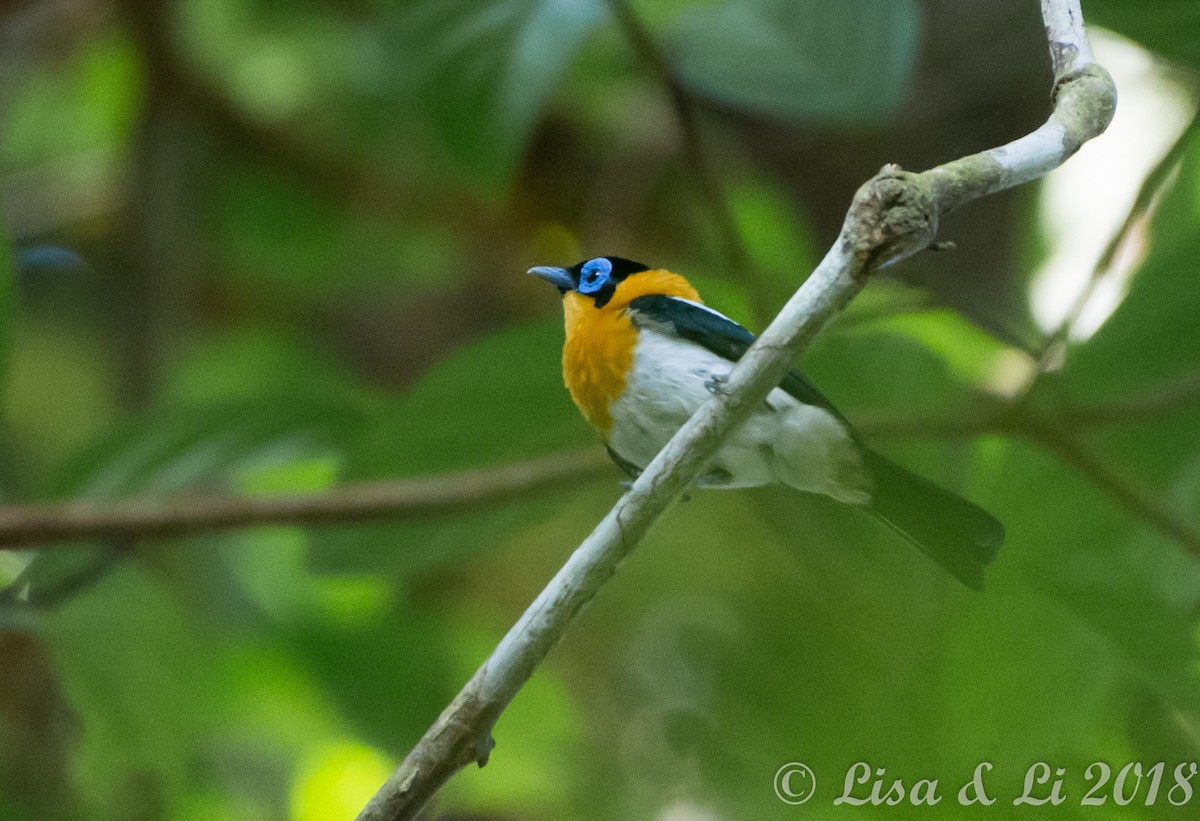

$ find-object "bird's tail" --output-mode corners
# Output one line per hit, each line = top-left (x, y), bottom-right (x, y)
(862, 449), (1003, 590)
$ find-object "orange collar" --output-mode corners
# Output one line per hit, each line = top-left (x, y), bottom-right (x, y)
(561, 270), (700, 431)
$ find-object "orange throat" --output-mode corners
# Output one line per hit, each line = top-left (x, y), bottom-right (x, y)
(560, 269), (700, 434)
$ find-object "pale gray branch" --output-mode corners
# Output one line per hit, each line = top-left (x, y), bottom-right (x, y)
(356, 3), (1118, 819)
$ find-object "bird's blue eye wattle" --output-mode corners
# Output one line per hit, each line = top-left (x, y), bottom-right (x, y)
(577, 257), (612, 294)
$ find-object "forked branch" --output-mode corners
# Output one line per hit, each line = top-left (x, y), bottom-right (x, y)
(356, 3), (1117, 818)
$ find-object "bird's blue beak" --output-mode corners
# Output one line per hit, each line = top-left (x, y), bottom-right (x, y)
(527, 265), (575, 291)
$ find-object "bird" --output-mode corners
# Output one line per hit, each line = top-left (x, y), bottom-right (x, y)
(528, 255), (1003, 589)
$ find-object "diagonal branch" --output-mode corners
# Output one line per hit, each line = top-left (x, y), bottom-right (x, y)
(355, 3), (1117, 819)
(1037, 109), (1199, 366)
(858, 388), (1200, 558)
(1064, 371), (1200, 426)
(1025, 421), (1200, 556)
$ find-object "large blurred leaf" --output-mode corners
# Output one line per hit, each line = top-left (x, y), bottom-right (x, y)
(398, 0), (608, 189)
(45, 398), (360, 504)
(668, 0), (921, 124)
(725, 177), (820, 306)
(1064, 133), (1200, 402)
(347, 319), (588, 478)
(177, 0), (368, 123)
(212, 167), (469, 294)
(1084, 0), (1200, 71)
(312, 319), (598, 575)
(161, 326), (373, 411)
(974, 125), (1200, 757)
(43, 563), (226, 817)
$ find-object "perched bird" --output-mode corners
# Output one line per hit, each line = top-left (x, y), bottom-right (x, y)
(529, 255), (1003, 589)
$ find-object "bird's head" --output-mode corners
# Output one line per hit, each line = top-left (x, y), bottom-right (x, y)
(527, 256), (651, 309)
(528, 255), (698, 309)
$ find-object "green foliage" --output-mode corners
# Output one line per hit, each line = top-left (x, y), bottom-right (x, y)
(727, 177), (821, 302)
(397, 0), (609, 190)
(1084, 0), (1200, 70)
(669, 0), (922, 124)
(212, 169), (469, 294)
(312, 319), (596, 576)
(0, 228), (12, 406)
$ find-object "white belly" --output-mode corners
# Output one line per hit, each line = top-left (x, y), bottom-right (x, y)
(606, 330), (870, 504)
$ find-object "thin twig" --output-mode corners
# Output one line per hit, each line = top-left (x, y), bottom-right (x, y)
(856, 369), (1200, 438)
(356, 3), (1116, 819)
(1037, 110), (1200, 366)
(1027, 422), (1200, 557)
(606, 0), (770, 317)
(0, 451), (611, 551)
(862, 397), (1200, 555)
(1063, 370), (1200, 427)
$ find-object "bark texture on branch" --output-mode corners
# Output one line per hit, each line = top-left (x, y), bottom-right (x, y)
(357, 3), (1117, 818)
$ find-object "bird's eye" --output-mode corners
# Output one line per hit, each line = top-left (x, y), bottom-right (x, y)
(577, 257), (613, 294)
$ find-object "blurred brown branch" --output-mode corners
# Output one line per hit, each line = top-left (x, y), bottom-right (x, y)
(1025, 422), (1200, 556)
(3, 371), (1196, 555)
(0, 450), (611, 551)
(859, 368), (1200, 438)
(859, 368), (1200, 557)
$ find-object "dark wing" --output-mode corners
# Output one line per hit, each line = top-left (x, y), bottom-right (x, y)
(606, 444), (642, 480)
(627, 294), (848, 423)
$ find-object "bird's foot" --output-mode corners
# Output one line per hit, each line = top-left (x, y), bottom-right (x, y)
(704, 373), (730, 396)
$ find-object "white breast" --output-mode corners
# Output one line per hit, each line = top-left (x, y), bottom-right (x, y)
(607, 329), (870, 504)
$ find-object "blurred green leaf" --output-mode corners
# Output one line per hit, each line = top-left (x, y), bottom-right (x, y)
(986, 439), (1200, 710)
(43, 325), (370, 503)
(178, 0), (369, 123)
(2, 544), (119, 610)
(867, 309), (1017, 384)
(212, 168), (469, 294)
(162, 326), (373, 410)
(0, 32), (141, 169)
(1065, 132), (1200, 403)
(978, 130), (1200, 749)
(284, 595), (456, 754)
(4, 319), (120, 476)
(44, 398), (361, 503)
(0, 228), (12, 402)
(1055, 126), (1200, 487)
(7, 383), (367, 611)
(669, 0), (921, 124)
(44, 564), (226, 815)
(805, 323), (970, 420)
(1084, 0), (1200, 70)
(400, 0), (608, 189)
(726, 178), (820, 302)
(311, 319), (598, 575)
(344, 319), (589, 480)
